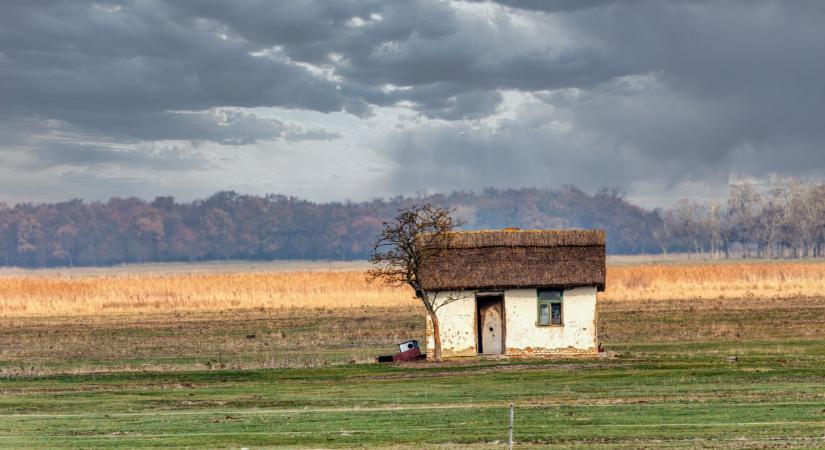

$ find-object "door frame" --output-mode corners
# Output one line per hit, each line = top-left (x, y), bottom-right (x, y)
(475, 291), (506, 355)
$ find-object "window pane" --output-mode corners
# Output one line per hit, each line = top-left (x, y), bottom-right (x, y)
(538, 289), (562, 301)
(539, 303), (549, 325)
(551, 303), (562, 325)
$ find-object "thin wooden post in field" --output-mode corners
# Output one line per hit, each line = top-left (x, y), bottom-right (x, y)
(508, 403), (514, 449)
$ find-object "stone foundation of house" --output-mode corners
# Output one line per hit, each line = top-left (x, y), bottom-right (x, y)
(425, 346), (597, 359)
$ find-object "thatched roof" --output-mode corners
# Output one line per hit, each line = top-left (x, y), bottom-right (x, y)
(418, 229), (606, 292)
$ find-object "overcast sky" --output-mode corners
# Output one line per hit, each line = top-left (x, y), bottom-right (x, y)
(2, 0), (824, 207)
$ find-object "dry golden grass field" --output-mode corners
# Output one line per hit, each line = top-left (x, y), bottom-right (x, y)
(1, 259), (825, 316)
(1, 259), (825, 375)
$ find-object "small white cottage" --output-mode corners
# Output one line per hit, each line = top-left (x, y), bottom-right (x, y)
(418, 229), (606, 358)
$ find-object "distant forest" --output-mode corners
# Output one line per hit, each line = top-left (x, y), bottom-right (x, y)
(0, 181), (823, 267)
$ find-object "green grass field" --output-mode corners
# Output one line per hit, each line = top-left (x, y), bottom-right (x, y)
(2, 295), (825, 448)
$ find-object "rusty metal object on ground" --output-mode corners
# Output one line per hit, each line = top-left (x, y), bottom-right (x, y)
(376, 340), (425, 363)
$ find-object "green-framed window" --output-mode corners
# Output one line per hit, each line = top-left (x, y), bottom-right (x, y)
(537, 289), (563, 326)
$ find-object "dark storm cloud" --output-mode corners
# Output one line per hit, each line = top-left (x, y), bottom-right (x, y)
(0, 0), (345, 148)
(379, 1), (825, 197)
(1, 0), (824, 203)
(70, 109), (340, 145)
(0, 0), (627, 144)
(23, 143), (211, 171)
(381, 94), (642, 195)
(559, 1), (825, 181)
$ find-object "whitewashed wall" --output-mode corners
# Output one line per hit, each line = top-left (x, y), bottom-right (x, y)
(424, 290), (477, 357)
(503, 287), (597, 355)
(425, 286), (598, 358)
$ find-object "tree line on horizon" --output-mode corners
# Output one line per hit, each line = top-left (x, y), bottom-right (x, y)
(656, 179), (825, 259)
(0, 182), (822, 268)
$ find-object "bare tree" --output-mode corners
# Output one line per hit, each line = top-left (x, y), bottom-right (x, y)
(705, 201), (725, 259)
(782, 179), (808, 258)
(673, 199), (702, 258)
(0, 204), (11, 266)
(652, 209), (674, 256)
(765, 180), (788, 257)
(807, 184), (825, 257)
(727, 183), (762, 257)
(367, 204), (465, 361)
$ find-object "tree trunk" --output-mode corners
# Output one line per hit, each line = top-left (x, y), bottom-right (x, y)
(429, 310), (442, 361)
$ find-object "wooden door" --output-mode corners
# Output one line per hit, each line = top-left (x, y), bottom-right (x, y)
(477, 297), (503, 355)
